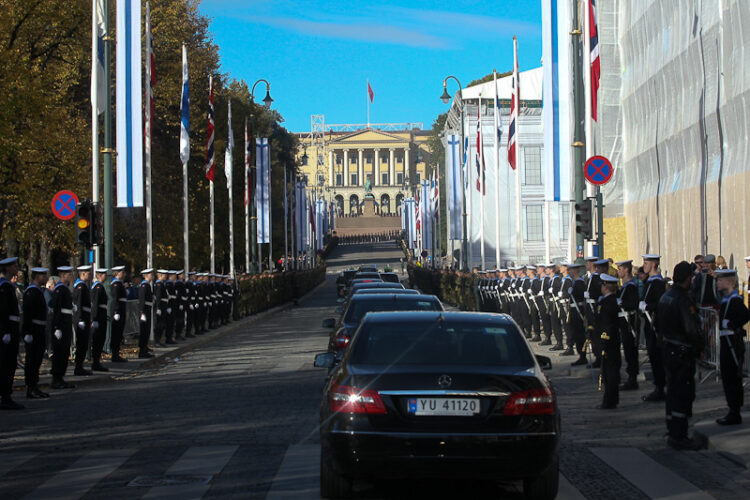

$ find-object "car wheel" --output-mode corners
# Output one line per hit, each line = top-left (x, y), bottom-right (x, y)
(320, 454), (353, 499)
(523, 454), (559, 500)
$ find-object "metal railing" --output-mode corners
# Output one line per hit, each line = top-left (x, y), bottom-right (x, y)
(697, 306), (720, 383)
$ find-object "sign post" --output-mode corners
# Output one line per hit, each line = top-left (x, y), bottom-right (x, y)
(584, 156), (614, 256)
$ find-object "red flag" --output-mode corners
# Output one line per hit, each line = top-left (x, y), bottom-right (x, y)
(475, 97), (486, 195)
(244, 117), (251, 206)
(367, 81), (374, 103)
(309, 201), (316, 232)
(205, 76), (215, 181)
(589, 0), (600, 121)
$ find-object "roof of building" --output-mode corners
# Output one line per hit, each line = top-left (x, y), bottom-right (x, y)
(459, 67), (543, 101)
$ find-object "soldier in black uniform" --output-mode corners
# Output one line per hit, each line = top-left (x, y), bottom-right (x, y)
(165, 270), (177, 342)
(176, 270), (190, 338)
(583, 259), (609, 369)
(597, 274), (621, 409)
(184, 271), (195, 337)
(110, 266), (128, 362)
(72, 265), (93, 376)
(640, 254), (667, 402)
(692, 254), (719, 307)
(558, 263), (574, 355)
(715, 269), (750, 425)
(658, 261), (704, 450)
(153, 270), (169, 345)
(568, 264), (589, 364)
(537, 265), (553, 346)
(138, 268), (155, 358)
(549, 264), (564, 351)
(616, 260), (640, 390)
(527, 266), (542, 342)
(0, 257), (24, 409)
(90, 268), (109, 372)
(50, 266), (76, 389)
(22, 266), (50, 399)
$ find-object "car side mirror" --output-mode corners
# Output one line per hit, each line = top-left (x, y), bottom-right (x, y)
(314, 352), (335, 368)
(535, 355), (552, 371)
(321, 318), (336, 328)
(335, 306), (344, 314)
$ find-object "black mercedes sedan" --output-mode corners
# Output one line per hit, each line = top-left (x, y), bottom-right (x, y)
(314, 311), (559, 499)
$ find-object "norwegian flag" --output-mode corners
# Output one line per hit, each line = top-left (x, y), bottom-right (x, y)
(415, 189), (421, 232)
(244, 117), (251, 206)
(309, 201), (316, 232)
(143, 1), (155, 147)
(205, 76), (215, 181)
(508, 37), (519, 170)
(367, 81), (374, 103)
(475, 97), (486, 195)
(432, 174), (439, 220)
(589, 0), (601, 121)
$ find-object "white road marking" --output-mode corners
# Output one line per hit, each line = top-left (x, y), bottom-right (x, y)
(591, 447), (715, 499)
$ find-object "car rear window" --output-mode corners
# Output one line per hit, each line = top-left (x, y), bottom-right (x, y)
(344, 299), (443, 324)
(380, 274), (400, 283)
(350, 320), (534, 367)
(355, 273), (381, 280)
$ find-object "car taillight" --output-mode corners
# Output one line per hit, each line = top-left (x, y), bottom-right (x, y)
(334, 334), (350, 349)
(329, 384), (387, 414)
(503, 387), (555, 415)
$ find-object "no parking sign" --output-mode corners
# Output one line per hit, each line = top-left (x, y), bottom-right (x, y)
(584, 156), (614, 186)
(51, 190), (79, 221)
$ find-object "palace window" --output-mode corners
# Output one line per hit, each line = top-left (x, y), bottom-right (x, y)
(560, 203), (570, 240)
(416, 173), (421, 184)
(351, 173), (358, 185)
(336, 173), (343, 186)
(382, 173), (389, 185)
(301, 155), (308, 166)
(396, 173), (404, 185)
(524, 204), (543, 242)
(524, 147), (542, 185)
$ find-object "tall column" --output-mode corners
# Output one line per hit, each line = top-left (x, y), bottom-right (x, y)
(404, 148), (410, 184)
(329, 150), (334, 187)
(373, 149), (380, 186)
(358, 149), (364, 186)
(343, 149), (349, 187)
(389, 148), (395, 186)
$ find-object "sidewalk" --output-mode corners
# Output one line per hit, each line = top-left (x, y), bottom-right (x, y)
(12, 279), (328, 392)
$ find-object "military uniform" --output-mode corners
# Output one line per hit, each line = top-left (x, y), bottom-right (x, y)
(641, 255), (667, 401)
(90, 270), (109, 371)
(153, 272), (168, 344)
(584, 263), (604, 366)
(0, 257), (23, 408)
(137, 270), (155, 358)
(50, 267), (75, 388)
(165, 273), (177, 343)
(616, 262), (640, 389)
(549, 267), (564, 350)
(22, 268), (50, 398)
(110, 266), (128, 361)
(72, 267), (93, 375)
(568, 265), (588, 364)
(597, 274), (621, 409)
(175, 272), (187, 339)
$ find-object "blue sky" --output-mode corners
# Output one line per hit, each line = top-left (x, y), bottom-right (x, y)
(199, 0), (542, 133)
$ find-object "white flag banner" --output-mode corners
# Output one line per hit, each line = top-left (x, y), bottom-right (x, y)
(115, 0), (143, 207)
(224, 99), (234, 188)
(421, 181), (432, 250)
(295, 182), (308, 252)
(406, 199), (416, 249)
(92, 0), (106, 116)
(315, 199), (325, 251)
(445, 134), (462, 240)
(255, 137), (270, 243)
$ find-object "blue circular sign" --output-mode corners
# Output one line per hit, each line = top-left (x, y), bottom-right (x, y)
(51, 190), (79, 220)
(584, 156), (613, 186)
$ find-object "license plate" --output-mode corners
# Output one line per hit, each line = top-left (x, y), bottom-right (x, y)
(408, 398), (480, 416)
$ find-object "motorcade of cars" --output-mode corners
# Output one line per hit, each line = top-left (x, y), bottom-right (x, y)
(379, 272), (400, 284)
(314, 311), (559, 500)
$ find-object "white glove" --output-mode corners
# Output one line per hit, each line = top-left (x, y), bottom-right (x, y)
(584, 291), (590, 299)
(537, 291), (544, 297)
(92, 321), (99, 329)
(617, 298), (623, 306)
(2, 334), (10, 344)
(140, 313), (147, 322)
(113, 313), (121, 321)
(24, 334), (33, 344)
(638, 301), (647, 312)
(527, 290), (533, 296)
(72, 304), (78, 312)
(558, 291), (563, 298)
(722, 319), (730, 329)
(179, 306), (183, 311)
(77, 321), (85, 329)
(54, 329), (63, 340)
(189, 305), (194, 310)
(167, 307), (172, 314)
(548, 288), (553, 294)
(156, 309), (162, 316)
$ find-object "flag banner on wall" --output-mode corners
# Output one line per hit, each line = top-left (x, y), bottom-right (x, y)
(116, 0), (143, 207)
(420, 181), (432, 250)
(445, 134), (462, 240)
(255, 137), (270, 243)
(405, 199), (416, 249)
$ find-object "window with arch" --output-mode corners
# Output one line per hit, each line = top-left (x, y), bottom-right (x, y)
(380, 194), (391, 214)
(349, 194), (359, 214)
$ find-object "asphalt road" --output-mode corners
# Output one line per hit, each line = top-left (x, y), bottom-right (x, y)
(2, 242), (749, 499)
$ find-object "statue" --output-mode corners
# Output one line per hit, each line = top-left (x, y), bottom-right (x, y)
(365, 178), (372, 193)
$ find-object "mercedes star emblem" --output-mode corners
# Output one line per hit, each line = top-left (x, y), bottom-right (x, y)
(438, 374), (452, 388)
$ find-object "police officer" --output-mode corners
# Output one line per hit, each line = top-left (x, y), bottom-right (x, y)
(658, 261), (704, 450)
(640, 254), (667, 402)
(90, 268), (109, 372)
(568, 263), (589, 364)
(50, 266), (76, 389)
(715, 269), (750, 425)
(72, 265), (93, 376)
(598, 274), (621, 409)
(138, 268), (155, 358)
(616, 260), (640, 390)
(22, 267), (50, 399)
(110, 266), (128, 362)
(0, 257), (24, 409)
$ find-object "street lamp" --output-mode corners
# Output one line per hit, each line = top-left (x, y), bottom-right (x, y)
(440, 75), (468, 271)
(248, 78), (273, 273)
(251, 79), (273, 108)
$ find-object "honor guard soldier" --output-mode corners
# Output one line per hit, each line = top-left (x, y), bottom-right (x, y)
(568, 264), (589, 363)
(165, 271), (178, 342)
(616, 260), (640, 390)
(715, 269), (750, 425)
(658, 261), (704, 450)
(50, 266), (76, 389)
(176, 271), (191, 338)
(597, 274), (621, 409)
(537, 265), (553, 346)
(0, 257), (24, 409)
(72, 265), (93, 376)
(583, 260), (607, 368)
(23, 267), (50, 399)
(184, 271), (195, 337)
(558, 263), (574, 354)
(527, 266), (542, 342)
(110, 266), (128, 362)
(138, 269), (155, 358)
(640, 254), (667, 402)
(548, 264), (564, 351)
(90, 268), (109, 372)
(153, 270), (170, 345)
(692, 254), (719, 307)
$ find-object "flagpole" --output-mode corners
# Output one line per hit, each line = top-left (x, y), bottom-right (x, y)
(283, 167), (288, 271)
(493, 69), (501, 268)
(244, 118), (250, 273)
(269, 171), (273, 272)
(226, 99), (235, 278)
(210, 181), (215, 273)
(544, 201), (551, 263)
(513, 36), (523, 266)
(102, 0), (113, 276)
(179, 44), (190, 274)
(583, 0), (596, 258)
(91, 0), (100, 268)
(367, 79), (370, 128)
(478, 94), (486, 271)
(144, 1), (153, 270)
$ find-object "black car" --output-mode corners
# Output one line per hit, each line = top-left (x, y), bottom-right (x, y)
(315, 312), (559, 499)
(325, 294), (443, 354)
(379, 272), (400, 284)
(352, 272), (382, 282)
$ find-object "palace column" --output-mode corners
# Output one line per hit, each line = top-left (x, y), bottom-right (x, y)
(389, 148), (395, 186)
(343, 149), (349, 187)
(404, 148), (410, 185)
(358, 149), (364, 186)
(329, 150), (334, 187)
(373, 148), (380, 186)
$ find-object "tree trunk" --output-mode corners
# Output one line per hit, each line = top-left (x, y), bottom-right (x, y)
(40, 239), (51, 272)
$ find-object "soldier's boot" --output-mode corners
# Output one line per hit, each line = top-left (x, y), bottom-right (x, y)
(620, 376), (638, 391)
(561, 346), (576, 356)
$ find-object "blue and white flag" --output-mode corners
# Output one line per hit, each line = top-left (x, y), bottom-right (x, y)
(420, 181), (432, 250)
(115, 0), (143, 207)
(255, 138), (270, 243)
(406, 199), (416, 249)
(179, 44), (190, 165)
(445, 134), (462, 240)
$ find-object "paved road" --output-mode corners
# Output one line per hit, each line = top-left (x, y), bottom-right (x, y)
(2, 242), (750, 499)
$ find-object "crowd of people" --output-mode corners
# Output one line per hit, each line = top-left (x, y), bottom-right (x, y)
(337, 231), (401, 246)
(0, 257), (236, 410)
(470, 253), (750, 450)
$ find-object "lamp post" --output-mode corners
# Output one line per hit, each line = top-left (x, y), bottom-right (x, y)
(441, 76), (468, 270)
(249, 79), (273, 272)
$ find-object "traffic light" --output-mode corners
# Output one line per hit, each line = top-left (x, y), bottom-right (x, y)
(92, 202), (104, 246)
(575, 199), (593, 240)
(75, 200), (93, 248)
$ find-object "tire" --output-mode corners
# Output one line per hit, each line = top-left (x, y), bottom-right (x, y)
(320, 453), (353, 499)
(523, 454), (559, 500)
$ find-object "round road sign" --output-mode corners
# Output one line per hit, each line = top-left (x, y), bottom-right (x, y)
(584, 156), (614, 186)
(51, 190), (79, 221)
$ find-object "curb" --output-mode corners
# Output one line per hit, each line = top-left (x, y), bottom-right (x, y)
(13, 278), (328, 392)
